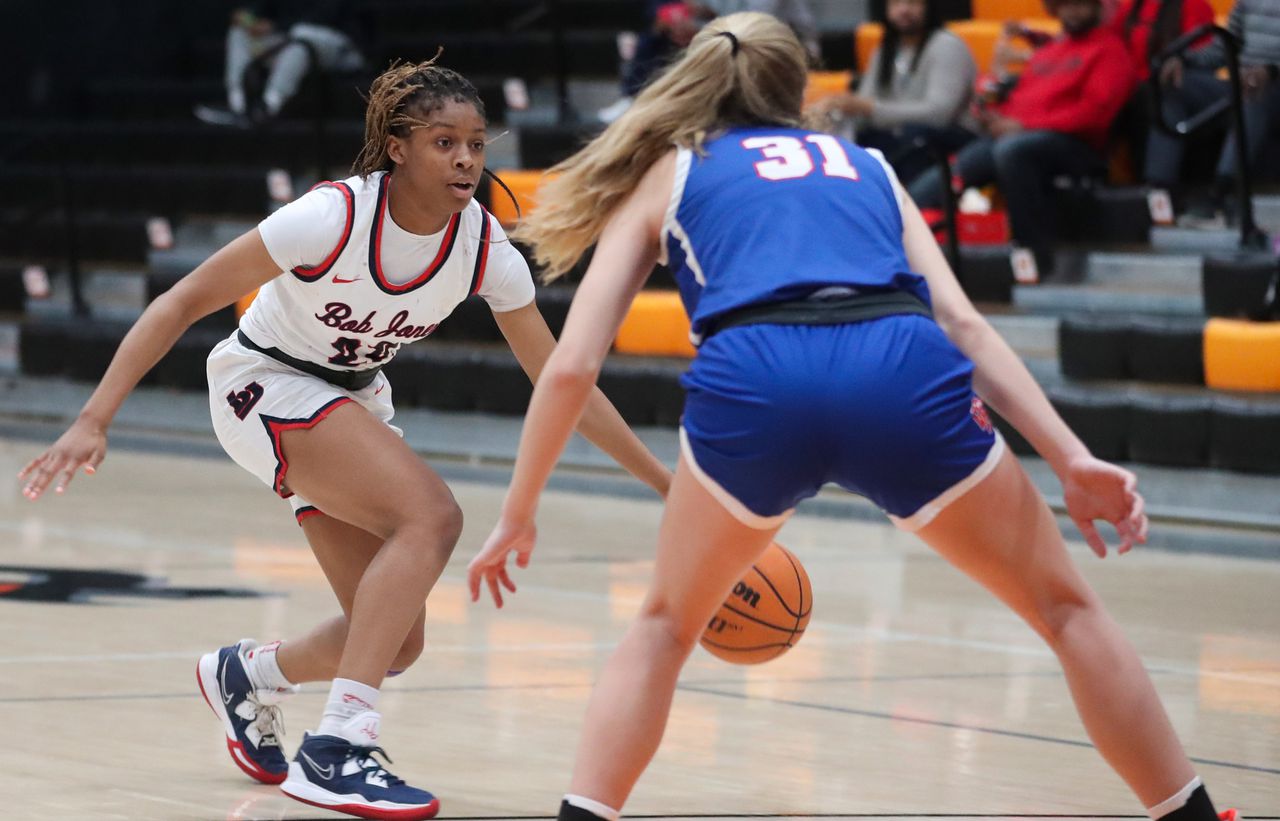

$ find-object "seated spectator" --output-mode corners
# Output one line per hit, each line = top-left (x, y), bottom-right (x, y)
(809, 0), (978, 186)
(600, 0), (818, 123)
(910, 0), (1134, 279)
(1108, 0), (1216, 191)
(1147, 0), (1280, 226)
(600, 2), (711, 124)
(701, 0), (822, 60)
(196, 0), (366, 127)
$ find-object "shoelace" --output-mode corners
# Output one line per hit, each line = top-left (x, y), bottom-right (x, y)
(248, 699), (285, 748)
(346, 745), (405, 787)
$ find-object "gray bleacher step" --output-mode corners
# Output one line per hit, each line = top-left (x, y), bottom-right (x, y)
(1085, 252), (1200, 285)
(1013, 283), (1203, 317)
(1151, 226), (1258, 254)
(986, 313), (1059, 360)
(149, 217), (258, 278)
(1252, 194), (1280, 230)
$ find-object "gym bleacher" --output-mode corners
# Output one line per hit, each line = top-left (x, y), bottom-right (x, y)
(3, 0), (1279, 477)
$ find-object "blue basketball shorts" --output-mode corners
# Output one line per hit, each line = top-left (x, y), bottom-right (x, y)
(679, 314), (1004, 531)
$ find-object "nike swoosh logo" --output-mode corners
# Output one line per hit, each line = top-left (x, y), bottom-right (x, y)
(219, 655), (234, 705)
(332, 276), (362, 284)
(300, 750), (335, 781)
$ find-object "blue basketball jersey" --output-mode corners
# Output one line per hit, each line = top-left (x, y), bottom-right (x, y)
(662, 126), (931, 343)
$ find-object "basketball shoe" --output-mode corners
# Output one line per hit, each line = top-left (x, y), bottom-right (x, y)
(280, 710), (440, 820)
(197, 639), (291, 784)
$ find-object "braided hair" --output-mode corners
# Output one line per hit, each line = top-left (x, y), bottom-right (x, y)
(352, 52), (487, 177)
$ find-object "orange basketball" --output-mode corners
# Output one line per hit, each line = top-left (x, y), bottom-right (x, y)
(700, 542), (813, 664)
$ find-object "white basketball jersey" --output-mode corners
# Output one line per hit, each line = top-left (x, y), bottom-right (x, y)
(240, 171), (528, 371)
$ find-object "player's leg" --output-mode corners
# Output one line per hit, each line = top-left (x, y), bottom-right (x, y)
(560, 453), (780, 820)
(915, 448), (1221, 820)
(268, 401), (456, 819)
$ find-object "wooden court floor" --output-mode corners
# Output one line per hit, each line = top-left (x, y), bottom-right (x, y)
(0, 439), (1276, 820)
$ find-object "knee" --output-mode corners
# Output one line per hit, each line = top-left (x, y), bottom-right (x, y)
(1025, 584), (1100, 647)
(390, 624), (425, 672)
(396, 493), (463, 560)
(636, 596), (705, 656)
(991, 135), (1030, 175)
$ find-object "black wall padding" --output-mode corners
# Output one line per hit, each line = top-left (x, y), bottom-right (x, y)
(958, 247), (1014, 303)
(148, 327), (226, 391)
(0, 268), (26, 313)
(432, 296), (502, 344)
(1127, 394), (1211, 467)
(1049, 389), (1129, 461)
(20, 320), (71, 376)
(1126, 317), (1204, 385)
(989, 409), (1034, 456)
(1058, 315), (1130, 380)
(1202, 251), (1279, 321)
(383, 345), (486, 412)
(1083, 187), (1152, 244)
(535, 289), (573, 338)
(146, 273), (236, 330)
(62, 322), (130, 382)
(471, 353), (533, 415)
(1210, 400), (1280, 474)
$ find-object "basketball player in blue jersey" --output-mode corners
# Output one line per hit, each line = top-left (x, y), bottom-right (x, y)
(468, 13), (1237, 821)
(19, 58), (671, 820)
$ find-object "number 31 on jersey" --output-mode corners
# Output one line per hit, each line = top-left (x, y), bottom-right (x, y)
(743, 135), (860, 182)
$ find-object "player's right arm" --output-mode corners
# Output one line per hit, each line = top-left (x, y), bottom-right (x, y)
(19, 229), (282, 500)
(900, 195), (1146, 556)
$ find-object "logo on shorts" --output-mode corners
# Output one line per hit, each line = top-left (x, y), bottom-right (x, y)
(970, 396), (994, 434)
(227, 381), (264, 420)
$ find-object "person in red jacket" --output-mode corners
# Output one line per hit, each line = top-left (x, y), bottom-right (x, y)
(909, 0), (1135, 279)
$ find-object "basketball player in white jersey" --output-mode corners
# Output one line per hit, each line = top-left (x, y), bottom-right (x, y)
(20, 57), (671, 820)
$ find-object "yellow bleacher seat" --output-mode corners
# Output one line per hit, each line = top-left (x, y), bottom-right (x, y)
(489, 168), (549, 227)
(1204, 319), (1280, 392)
(856, 19), (1060, 76)
(235, 288), (258, 320)
(804, 70), (855, 107)
(615, 291), (696, 358)
(1209, 0), (1234, 18)
(973, 0), (1052, 20)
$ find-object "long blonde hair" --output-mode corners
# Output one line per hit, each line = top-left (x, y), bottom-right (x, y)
(516, 12), (810, 281)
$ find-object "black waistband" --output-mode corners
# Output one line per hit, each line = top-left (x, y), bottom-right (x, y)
(703, 290), (932, 339)
(236, 330), (382, 391)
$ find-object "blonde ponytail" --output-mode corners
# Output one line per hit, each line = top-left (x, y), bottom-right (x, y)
(515, 12), (809, 281)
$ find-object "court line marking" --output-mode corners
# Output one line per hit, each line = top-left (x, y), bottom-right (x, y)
(675, 684), (1280, 777)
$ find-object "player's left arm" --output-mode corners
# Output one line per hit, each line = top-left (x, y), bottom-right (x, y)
(493, 302), (671, 497)
(469, 151), (674, 606)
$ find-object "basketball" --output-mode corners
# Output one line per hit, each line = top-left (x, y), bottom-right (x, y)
(700, 542), (813, 664)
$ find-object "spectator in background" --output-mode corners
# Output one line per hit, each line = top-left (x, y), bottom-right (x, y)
(1147, 0), (1280, 226)
(809, 0), (978, 186)
(701, 0), (822, 59)
(1107, 0), (1215, 198)
(910, 0), (1134, 279)
(600, 0), (818, 123)
(196, 0), (366, 127)
(600, 1), (711, 123)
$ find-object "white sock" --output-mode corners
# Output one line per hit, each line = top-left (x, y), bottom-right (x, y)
(565, 794), (620, 821)
(1147, 776), (1203, 820)
(228, 87), (246, 114)
(243, 641), (295, 692)
(316, 678), (380, 738)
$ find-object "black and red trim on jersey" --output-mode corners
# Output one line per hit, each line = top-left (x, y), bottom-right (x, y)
(291, 182), (355, 282)
(259, 397), (354, 498)
(294, 505), (324, 525)
(368, 173), (462, 295)
(468, 208), (493, 296)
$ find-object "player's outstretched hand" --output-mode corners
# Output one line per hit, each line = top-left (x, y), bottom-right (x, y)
(468, 516), (537, 608)
(1060, 455), (1148, 558)
(18, 419), (107, 500)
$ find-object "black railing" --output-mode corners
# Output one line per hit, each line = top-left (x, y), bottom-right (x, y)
(1151, 23), (1267, 249)
(889, 137), (963, 277)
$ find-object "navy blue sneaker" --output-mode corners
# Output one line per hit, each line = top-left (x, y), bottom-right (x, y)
(197, 639), (290, 784)
(281, 713), (440, 820)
